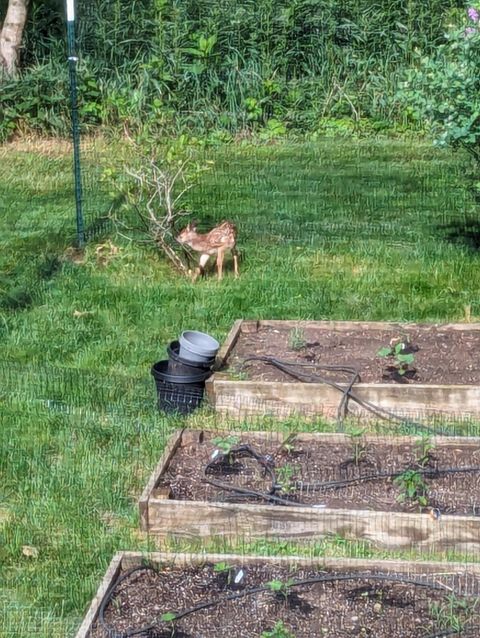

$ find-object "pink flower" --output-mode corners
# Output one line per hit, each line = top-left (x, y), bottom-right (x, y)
(468, 7), (480, 22)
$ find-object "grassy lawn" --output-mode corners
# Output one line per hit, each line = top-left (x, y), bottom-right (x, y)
(1, 137), (480, 636)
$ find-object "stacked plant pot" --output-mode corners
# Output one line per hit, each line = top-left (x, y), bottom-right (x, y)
(151, 330), (219, 415)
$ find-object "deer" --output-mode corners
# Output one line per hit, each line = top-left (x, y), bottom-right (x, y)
(176, 220), (239, 281)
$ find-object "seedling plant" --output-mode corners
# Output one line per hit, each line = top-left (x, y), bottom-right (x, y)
(377, 338), (416, 378)
(261, 620), (296, 638)
(394, 468), (429, 507)
(266, 578), (296, 604)
(212, 435), (240, 458)
(288, 328), (307, 351)
(275, 463), (299, 495)
(348, 427), (367, 466)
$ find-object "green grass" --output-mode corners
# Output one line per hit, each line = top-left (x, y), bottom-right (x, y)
(1, 137), (480, 637)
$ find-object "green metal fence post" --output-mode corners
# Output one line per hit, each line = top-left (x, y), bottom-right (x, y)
(66, 0), (85, 248)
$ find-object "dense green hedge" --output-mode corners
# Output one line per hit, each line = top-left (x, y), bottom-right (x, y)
(0, 0), (466, 139)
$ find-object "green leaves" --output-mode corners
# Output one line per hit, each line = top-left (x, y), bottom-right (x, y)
(377, 346), (392, 358)
(377, 339), (415, 376)
(161, 611), (177, 622)
(213, 561), (232, 573)
(394, 469), (428, 506)
(399, 17), (480, 164)
(261, 620), (296, 638)
(212, 435), (240, 455)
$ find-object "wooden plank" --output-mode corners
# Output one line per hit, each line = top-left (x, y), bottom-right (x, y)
(118, 550), (480, 577)
(138, 429), (184, 531)
(258, 320), (480, 332)
(214, 319), (244, 370)
(233, 431), (480, 449)
(75, 552), (123, 638)
(77, 550), (480, 636)
(146, 499), (480, 554)
(211, 379), (480, 419)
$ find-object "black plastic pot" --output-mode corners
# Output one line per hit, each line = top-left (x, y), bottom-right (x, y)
(167, 340), (215, 375)
(151, 360), (212, 415)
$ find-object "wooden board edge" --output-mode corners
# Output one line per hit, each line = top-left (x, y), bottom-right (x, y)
(146, 497), (480, 526)
(173, 428), (480, 448)
(75, 552), (124, 638)
(110, 551), (480, 577)
(211, 378), (480, 392)
(214, 319), (244, 370)
(258, 320), (480, 332)
(138, 429), (184, 531)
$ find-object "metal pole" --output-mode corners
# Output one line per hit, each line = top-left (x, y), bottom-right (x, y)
(66, 0), (85, 248)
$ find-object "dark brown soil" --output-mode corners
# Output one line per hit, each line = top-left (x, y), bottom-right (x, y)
(226, 325), (480, 385)
(90, 561), (480, 638)
(158, 432), (480, 515)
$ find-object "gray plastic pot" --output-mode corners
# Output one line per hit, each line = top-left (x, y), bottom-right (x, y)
(179, 330), (220, 363)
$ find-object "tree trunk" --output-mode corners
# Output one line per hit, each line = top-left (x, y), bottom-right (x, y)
(0, 0), (29, 76)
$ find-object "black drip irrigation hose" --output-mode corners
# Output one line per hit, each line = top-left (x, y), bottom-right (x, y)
(203, 444), (303, 507)
(203, 444), (480, 508)
(97, 566), (460, 638)
(296, 465), (480, 492)
(98, 565), (159, 637)
(241, 356), (455, 435)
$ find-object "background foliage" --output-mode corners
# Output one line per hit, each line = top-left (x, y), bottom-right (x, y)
(0, 0), (467, 140)
(400, 5), (480, 169)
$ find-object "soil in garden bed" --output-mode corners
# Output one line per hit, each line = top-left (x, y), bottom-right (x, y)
(158, 432), (480, 515)
(226, 325), (480, 385)
(90, 561), (480, 638)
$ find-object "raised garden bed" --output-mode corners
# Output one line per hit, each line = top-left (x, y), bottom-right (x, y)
(77, 551), (480, 638)
(139, 429), (480, 554)
(206, 320), (480, 420)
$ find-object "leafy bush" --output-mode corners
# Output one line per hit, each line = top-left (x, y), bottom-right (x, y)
(0, 62), (69, 141)
(400, 5), (480, 165)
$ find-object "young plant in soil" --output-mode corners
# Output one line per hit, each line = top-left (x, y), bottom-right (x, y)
(275, 464), (299, 495)
(429, 594), (479, 635)
(347, 427), (367, 466)
(414, 435), (435, 469)
(213, 561), (246, 590)
(211, 435), (240, 463)
(279, 433), (299, 456)
(266, 578), (296, 604)
(394, 468), (429, 507)
(261, 620), (296, 638)
(288, 328), (307, 351)
(160, 611), (177, 637)
(377, 337), (417, 382)
(213, 561), (234, 585)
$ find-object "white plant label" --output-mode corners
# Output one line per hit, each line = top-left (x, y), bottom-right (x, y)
(234, 569), (245, 584)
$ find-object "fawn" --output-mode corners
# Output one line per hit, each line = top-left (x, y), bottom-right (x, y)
(176, 220), (239, 281)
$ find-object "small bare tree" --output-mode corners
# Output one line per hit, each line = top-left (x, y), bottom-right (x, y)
(105, 133), (212, 275)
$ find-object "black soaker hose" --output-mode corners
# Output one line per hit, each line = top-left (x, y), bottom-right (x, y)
(241, 356), (457, 435)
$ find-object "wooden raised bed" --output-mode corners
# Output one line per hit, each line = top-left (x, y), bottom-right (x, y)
(206, 320), (480, 420)
(76, 551), (480, 638)
(138, 429), (480, 555)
